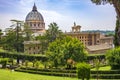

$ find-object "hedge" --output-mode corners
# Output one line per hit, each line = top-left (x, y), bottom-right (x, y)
(15, 67), (120, 79)
(0, 51), (47, 62)
(91, 70), (120, 74)
(15, 68), (76, 77)
(20, 67), (76, 73)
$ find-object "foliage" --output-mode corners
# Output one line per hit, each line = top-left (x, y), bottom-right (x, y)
(46, 36), (88, 68)
(93, 59), (100, 80)
(25, 60), (29, 68)
(0, 51), (47, 62)
(76, 62), (90, 80)
(0, 58), (9, 68)
(114, 19), (119, 47)
(36, 22), (64, 54)
(1, 30), (24, 52)
(23, 23), (33, 41)
(106, 47), (120, 70)
(34, 61), (40, 69)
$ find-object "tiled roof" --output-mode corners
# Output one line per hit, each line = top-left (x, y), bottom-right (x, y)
(86, 44), (113, 51)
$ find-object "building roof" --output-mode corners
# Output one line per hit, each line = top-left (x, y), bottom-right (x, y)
(66, 32), (100, 35)
(25, 3), (44, 21)
(86, 44), (112, 51)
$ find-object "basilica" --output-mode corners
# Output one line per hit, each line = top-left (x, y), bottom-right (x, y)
(25, 3), (45, 36)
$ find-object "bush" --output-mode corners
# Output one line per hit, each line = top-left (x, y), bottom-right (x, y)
(76, 62), (90, 80)
(0, 58), (8, 68)
(106, 47), (120, 70)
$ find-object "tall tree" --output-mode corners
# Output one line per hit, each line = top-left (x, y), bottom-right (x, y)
(45, 22), (63, 42)
(0, 29), (3, 41)
(91, 0), (120, 46)
(2, 30), (24, 52)
(46, 36), (88, 68)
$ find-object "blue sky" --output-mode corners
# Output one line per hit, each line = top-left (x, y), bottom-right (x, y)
(0, 0), (116, 32)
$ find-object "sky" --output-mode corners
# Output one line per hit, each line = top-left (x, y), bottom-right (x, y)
(0, 0), (116, 32)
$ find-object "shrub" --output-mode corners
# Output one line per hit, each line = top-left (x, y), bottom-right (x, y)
(106, 47), (120, 70)
(76, 62), (90, 80)
(0, 58), (8, 68)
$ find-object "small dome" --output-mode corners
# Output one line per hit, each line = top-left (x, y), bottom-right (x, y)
(25, 3), (44, 21)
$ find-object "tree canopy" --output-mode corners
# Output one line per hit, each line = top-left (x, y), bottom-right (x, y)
(46, 36), (88, 68)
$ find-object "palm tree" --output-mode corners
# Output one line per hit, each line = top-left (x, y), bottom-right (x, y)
(91, 0), (120, 46)
(46, 22), (63, 42)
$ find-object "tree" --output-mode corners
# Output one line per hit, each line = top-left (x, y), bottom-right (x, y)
(23, 23), (33, 41)
(76, 62), (90, 80)
(45, 22), (63, 42)
(91, 0), (120, 46)
(0, 29), (3, 40)
(46, 36), (88, 68)
(36, 22), (64, 54)
(93, 58), (100, 80)
(106, 47), (120, 70)
(0, 29), (3, 47)
(1, 30), (24, 52)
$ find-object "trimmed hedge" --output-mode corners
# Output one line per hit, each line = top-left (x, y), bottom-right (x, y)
(15, 68), (76, 77)
(20, 67), (76, 73)
(91, 74), (120, 79)
(91, 70), (120, 74)
(87, 54), (105, 60)
(15, 67), (120, 79)
(0, 52), (47, 62)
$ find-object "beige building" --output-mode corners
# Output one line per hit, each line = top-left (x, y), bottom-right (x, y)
(66, 23), (101, 46)
(66, 23), (113, 54)
(23, 41), (41, 54)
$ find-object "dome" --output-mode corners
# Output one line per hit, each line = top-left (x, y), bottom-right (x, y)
(25, 3), (44, 21)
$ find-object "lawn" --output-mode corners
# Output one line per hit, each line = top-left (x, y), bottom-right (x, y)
(91, 66), (111, 71)
(0, 69), (78, 80)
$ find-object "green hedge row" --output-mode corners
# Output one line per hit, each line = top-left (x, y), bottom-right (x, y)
(0, 51), (105, 62)
(20, 67), (120, 74)
(0, 52), (47, 62)
(15, 68), (120, 79)
(15, 68), (76, 77)
(91, 70), (120, 74)
(20, 67), (76, 73)
(87, 54), (105, 60)
(92, 74), (120, 79)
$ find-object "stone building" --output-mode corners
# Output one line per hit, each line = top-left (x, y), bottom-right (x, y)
(66, 23), (113, 54)
(66, 23), (101, 46)
(23, 41), (41, 54)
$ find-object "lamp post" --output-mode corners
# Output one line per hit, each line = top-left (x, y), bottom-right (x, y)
(10, 19), (23, 64)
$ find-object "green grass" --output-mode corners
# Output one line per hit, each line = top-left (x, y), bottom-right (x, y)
(0, 69), (78, 80)
(91, 66), (111, 71)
